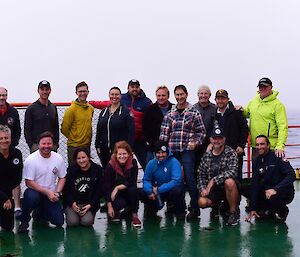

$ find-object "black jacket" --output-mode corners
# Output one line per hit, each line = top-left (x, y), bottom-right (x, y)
(95, 105), (135, 152)
(24, 99), (59, 147)
(0, 103), (21, 147)
(63, 161), (104, 214)
(0, 148), (23, 203)
(250, 151), (295, 211)
(215, 101), (248, 150)
(142, 101), (173, 151)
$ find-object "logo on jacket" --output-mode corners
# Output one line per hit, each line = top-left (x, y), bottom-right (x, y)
(13, 158), (20, 165)
(7, 117), (14, 125)
(78, 184), (89, 192)
(164, 167), (168, 173)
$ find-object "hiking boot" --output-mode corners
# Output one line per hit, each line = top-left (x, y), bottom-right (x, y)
(18, 222), (29, 233)
(165, 203), (175, 217)
(132, 216), (142, 227)
(14, 209), (23, 220)
(227, 212), (240, 226)
(109, 211), (120, 222)
(186, 209), (200, 221)
(275, 207), (289, 223)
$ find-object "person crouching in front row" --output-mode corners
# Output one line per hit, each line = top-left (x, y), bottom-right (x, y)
(245, 135), (295, 223)
(141, 141), (185, 220)
(103, 141), (142, 227)
(197, 126), (240, 226)
(63, 148), (104, 227)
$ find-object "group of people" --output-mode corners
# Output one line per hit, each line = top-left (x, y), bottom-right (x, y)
(0, 77), (295, 233)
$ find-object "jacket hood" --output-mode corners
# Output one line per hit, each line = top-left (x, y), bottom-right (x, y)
(255, 90), (279, 103)
(108, 154), (133, 177)
(124, 89), (147, 100)
(72, 100), (92, 109)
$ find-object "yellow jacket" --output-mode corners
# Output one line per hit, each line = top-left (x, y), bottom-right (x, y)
(61, 100), (94, 147)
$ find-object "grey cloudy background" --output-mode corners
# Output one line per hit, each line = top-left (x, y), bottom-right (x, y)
(1, 0), (299, 111)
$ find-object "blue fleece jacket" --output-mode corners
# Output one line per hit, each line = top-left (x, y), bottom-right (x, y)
(143, 151), (183, 196)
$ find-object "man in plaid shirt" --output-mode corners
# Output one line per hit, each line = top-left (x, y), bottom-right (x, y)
(160, 85), (206, 220)
(197, 126), (240, 226)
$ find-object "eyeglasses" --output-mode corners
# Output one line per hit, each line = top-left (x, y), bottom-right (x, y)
(0, 94), (7, 97)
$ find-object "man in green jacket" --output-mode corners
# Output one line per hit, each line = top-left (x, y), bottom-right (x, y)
(242, 78), (288, 159)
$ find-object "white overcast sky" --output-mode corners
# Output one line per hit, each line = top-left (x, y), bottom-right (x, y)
(1, 0), (299, 111)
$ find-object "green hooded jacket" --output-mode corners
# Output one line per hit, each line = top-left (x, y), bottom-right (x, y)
(243, 90), (288, 150)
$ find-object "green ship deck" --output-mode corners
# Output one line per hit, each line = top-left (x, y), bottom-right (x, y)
(1, 181), (300, 257)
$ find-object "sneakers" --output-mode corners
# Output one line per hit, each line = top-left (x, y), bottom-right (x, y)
(227, 212), (240, 226)
(18, 222), (29, 233)
(132, 216), (142, 227)
(14, 209), (23, 220)
(186, 209), (200, 221)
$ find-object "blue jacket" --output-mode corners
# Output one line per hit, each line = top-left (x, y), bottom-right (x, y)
(143, 151), (183, 196)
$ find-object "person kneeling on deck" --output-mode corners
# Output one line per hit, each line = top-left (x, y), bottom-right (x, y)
(18, 132), (66, 233)
(141, 141), (185, 220)
(197, 126), (240, 226)
(245, 135), (295, 223)
(103, 141), (142, 227)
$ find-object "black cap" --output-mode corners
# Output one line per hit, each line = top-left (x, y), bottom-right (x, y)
(153, 141), (169, 154)
(128, 79), (140, 87)
(258, 77), (272, 87)
(211, 127), (225, 138)
(215, 89), (229, 98)
(38, 80), (51, 89)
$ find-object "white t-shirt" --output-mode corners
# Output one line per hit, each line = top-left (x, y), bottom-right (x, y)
(23, 150), (67, 191)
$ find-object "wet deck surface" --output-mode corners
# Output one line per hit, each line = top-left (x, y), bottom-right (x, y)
(1, 182), (300, 257)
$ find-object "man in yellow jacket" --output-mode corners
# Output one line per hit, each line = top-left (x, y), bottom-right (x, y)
(242, 77), (288, 159)
(61, 81), (94, 165)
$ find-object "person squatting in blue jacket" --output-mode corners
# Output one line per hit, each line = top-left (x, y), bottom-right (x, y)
(142, 141), (185, 219)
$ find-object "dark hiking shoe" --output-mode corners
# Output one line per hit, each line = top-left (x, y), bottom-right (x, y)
(15, 209), (23, 220)
(227, 212), (240, 226)
(186, 209), (200, 221)
(18, 222), (29, 233)
(275, 207), (289, 223)
(175, 212), (186, 220)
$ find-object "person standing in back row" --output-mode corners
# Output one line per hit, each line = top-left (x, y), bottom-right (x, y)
(121, 79), (152, 170)
(143, 85), (173, 163)
(214, 89), (248, 182)
(240, 77), (288, 159)
(61, 81), (94, 166)
(24, 80), (59, 153)
(160, 85), (206, 220)
(0, 87), (22, 219)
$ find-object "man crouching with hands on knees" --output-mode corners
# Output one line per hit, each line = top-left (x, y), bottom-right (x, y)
(245, 135), (295, 223)
(197, 126), (240, 226)
(18, 131), (66, 233)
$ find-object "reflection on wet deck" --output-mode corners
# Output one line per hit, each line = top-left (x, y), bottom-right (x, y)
(1, 182), (300, 257)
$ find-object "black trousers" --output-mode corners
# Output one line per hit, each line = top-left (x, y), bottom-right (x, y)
(112, 186), (139, 213)
(0, 198), (14, 231)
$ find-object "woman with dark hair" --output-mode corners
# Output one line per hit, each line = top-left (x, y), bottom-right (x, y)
(63, 148), (103, 227)
(95, 87), (135, 169)
(104, 141), (141, 227)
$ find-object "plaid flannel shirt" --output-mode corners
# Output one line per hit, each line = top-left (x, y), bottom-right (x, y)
(159, 103), (206, 153)
(197, 145), (238, 192)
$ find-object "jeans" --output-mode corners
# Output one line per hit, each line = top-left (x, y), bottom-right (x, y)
(20, 188), (64, 226)
(173, 150), (198, 210)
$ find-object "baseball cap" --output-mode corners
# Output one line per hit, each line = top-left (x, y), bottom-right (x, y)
(211, 127), (225, 138)
(128, 79), (140, 87)
(38, 80), (51, 89)
(215, 89), (229, 98)
(258, 77), (272, 87)
(153, 141), (169, 154)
